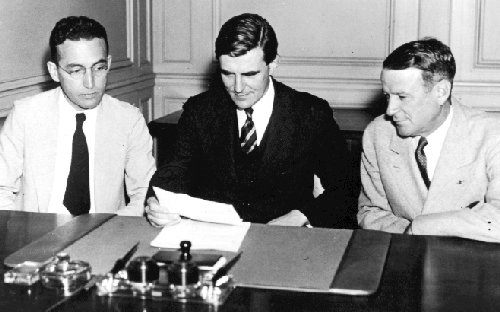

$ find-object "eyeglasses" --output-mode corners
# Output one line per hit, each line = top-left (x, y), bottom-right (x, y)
(57, 62), (109, 80)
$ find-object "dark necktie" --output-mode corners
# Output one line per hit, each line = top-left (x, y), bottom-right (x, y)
(240, 108), (257, 154)
(415, 136), (431, 188)
(63, 113), (90, 215)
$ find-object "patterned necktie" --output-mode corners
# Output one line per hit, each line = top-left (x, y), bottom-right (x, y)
(415, 136), (431, 188)
(63, 113), (91, 215)
(240, 108), (257, 154)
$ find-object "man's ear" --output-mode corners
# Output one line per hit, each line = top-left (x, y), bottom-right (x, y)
(434, 79), (452, 105)
(268, 56), (279, 75)
(107, 55), (112, 69)
(47, 61), (60, 83)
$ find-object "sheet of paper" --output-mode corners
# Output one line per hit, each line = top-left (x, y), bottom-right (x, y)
(153, 187), (243, 225)
(150, 219), (250, 252)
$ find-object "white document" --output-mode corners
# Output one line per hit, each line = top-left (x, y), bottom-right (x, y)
(150, 219), (251, 252)
(153, 187), (243, 225)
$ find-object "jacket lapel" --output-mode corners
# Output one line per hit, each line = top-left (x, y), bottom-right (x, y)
(424, 104), (472, 214)
(94, 102), (106, 210)
(258, 80), (296, 176)
(32, 89), (60, 211)
(94, 98), (126, 211)
(213, 89), (239, 182)
(388, 131), (427, 217)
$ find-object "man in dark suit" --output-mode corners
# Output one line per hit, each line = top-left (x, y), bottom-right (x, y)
(146, 13), (354, 228)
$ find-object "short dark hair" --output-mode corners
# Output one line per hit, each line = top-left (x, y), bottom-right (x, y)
(49, 16), (108, 64)
(383, 38), (456, 90)
(215, 13), (278, 64)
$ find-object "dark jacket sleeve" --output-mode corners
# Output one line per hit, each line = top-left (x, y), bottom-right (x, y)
(303, 100), (357, 229)
(147, 98), (200, 198)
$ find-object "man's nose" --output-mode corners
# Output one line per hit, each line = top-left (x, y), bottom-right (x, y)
(385, 96), (400, 116)
(234, 74), (243, 93)
(83, 69), (95, 89)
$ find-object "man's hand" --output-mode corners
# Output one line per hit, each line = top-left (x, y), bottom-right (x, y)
(145, 197), (181, 228)
(267, 210), (309, 227)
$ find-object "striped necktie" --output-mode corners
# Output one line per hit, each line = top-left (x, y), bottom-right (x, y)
(415, 136), (431, 188)
(240, 108), (257, 154)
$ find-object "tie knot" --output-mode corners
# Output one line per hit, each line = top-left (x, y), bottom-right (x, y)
(244, 108), (254, 118)
(417, 136), (428, 150)
(76, 113), (86, 126)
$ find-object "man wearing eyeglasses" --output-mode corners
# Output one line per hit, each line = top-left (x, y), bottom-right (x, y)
(0, 16), (155, 216)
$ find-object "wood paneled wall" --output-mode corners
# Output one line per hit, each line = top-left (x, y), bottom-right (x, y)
(0, 0), (155, 126)
(152, 0), (500, 130)
(2, 0), (500, 131)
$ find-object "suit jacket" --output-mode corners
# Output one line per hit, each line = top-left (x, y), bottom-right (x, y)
(0, 87), (156, 216)
(149, 79), (354, 228)
(358, 100), (500, 242)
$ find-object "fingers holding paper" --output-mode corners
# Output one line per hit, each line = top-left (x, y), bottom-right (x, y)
(145, 196), (181, 228)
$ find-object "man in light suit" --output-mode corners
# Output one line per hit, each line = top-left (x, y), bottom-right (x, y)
(0, 16), (155, 216)
(358, 38), (500, 242)
(146, 13), (355, 228)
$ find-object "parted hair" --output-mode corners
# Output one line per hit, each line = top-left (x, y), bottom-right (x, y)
(49, 16), (108, 64)
(383, 38), (456, 90)
(215, 13), (278, 64)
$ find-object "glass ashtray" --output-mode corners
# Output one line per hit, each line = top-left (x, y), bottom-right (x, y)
(40, 259), (91, 296)
(4, 261), (44, 285)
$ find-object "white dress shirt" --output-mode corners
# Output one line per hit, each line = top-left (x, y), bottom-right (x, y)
(237, 78), (275, 145)
(48, 93), (97, 214)
(413, 105), (454, 181)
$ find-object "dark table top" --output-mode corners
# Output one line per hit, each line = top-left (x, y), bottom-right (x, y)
(1, 211), (500, 312)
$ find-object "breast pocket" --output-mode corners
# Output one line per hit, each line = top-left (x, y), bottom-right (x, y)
(453, 162), (489, 207)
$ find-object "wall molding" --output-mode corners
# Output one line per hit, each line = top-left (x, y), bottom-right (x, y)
(212, 0), (392, 67)
(0, 0), (155, 121)
(159, 0), (192, 64)
(475, 0), (500, 68)
(154, 74), (382, 113)
(152, 0), (500, 118)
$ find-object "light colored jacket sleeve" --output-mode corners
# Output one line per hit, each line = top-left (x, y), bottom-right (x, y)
(357, 121), (410, 233)
(0, 104), (24, 210)
(117, 110), (156, 216)
(411, 126), (500, 242)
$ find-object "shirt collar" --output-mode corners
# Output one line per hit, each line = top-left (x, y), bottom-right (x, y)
(57, 89), (99, 118)
(413, 105), (454, 147)
(251, 77), (274, 115)
(426, 105), (453, 144)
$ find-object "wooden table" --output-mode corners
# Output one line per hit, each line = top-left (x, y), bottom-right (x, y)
(1, 211), (500, 311)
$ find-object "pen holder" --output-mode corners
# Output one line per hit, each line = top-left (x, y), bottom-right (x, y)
(94, 240), (236, 306)
(126, 256), (160, 284)
(166, 241), (200, 299)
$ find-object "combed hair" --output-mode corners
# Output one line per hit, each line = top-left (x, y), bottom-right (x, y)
(49, 16), (108, 64)
(215, 13), (278, 64)
(383, 37), (456, 90)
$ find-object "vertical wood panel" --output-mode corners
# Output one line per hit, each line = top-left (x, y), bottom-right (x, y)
(220, 0), (390, 60)
(153, 0), (500, 121)
(163, 0), (192, 63)
(0, 1), (154, 127)
(418, 0), (452, 42)
(478, 0), (500, 65)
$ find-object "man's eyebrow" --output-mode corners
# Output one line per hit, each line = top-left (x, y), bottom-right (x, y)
(65, 59), (108, 68)
(220, 69), (232, 74)
(242, 70), (260, 76)
(220, 69), (261, 76)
